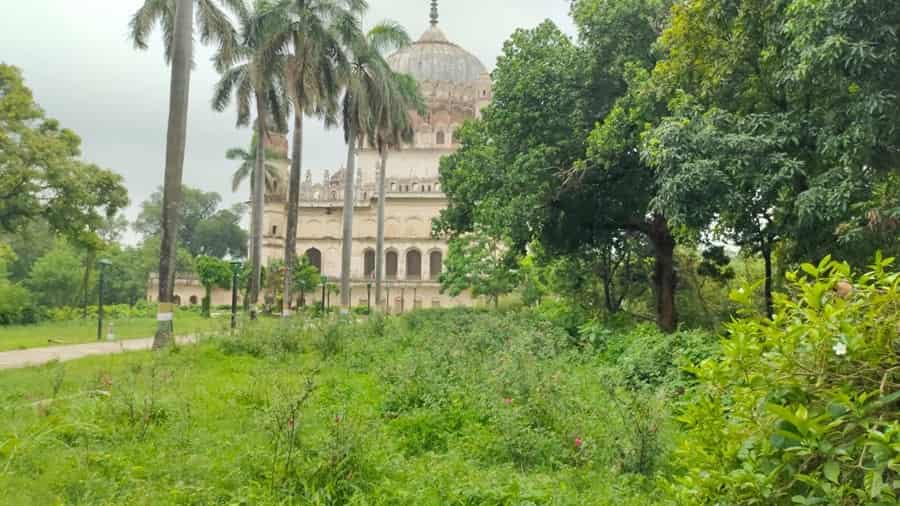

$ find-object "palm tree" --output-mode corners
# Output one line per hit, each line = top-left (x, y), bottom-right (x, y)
(129, 0), (239, 349)
(367, 70), (424, 311)
(226, 132), (287, 193)
(338, 21), (411, 310)
(213, 0), (290, 316)
(261, 0), (364, 315)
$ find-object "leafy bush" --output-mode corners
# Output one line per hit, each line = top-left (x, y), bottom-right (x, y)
(671, 255), (900, 504)
(0, 280), (38, 324)
(218, 317), (309, 358)
(44, 302), (157, 321)
(535, 298), (590, 338)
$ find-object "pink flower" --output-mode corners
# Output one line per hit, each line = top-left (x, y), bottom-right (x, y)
(574, 437), (584, 449)
(502, 397), (513, 405)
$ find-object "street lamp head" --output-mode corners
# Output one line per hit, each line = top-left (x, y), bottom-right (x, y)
(98, 258), (112, 268)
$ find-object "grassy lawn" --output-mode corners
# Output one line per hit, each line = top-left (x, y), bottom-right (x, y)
(0, 312), (226, 352)
(0, 308), (685, 505)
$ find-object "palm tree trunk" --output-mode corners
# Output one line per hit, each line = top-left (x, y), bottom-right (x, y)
(250, 94), (267, 316)
(375, 148), (388, 310)
(283, 109), (303, 316)
(153, 0), (193, 349)
(340, 123), (357, 311)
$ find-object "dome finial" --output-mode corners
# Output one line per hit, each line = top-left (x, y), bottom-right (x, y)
(430, 0), (439, 26)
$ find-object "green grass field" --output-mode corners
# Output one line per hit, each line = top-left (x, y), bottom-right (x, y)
(0, 313), (226, 352)
(0, 309), (682, 505)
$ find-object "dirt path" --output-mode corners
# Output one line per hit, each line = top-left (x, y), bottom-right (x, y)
(0, 336), (197, 370)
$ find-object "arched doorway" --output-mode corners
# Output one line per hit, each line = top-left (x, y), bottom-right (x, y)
(406, 249), (422, 280)
(305, 248), (322, 273)
(429, 250), (443, 280)
(364, 249), (375, 278)
(386, 251), (398, 280)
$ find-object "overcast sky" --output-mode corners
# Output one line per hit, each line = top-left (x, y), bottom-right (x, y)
(1, 0), (575, 242)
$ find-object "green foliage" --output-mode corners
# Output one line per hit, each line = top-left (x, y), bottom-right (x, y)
(671, 255), (900, 504)
(195, 255), (232, 317)
(25, 240), (82, 308)
(440, 231), (520, 307)
(436, 20), (590, 248)
(0, 279), (34, 325)
(134, 186), (246, 258)
(0, 64), (129, 239)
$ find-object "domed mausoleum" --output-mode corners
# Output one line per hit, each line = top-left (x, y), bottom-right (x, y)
(180, 1), (492, 312)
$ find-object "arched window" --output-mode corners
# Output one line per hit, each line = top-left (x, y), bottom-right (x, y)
(386, 251), (398, 279)
(391, 182), (397, 192)
(436, 131), (446, 145)
(406, 249), (422, 280)
(412, 183), (419, 192)
(331, 191), (337, 200)
(174, 295), (182, 306)
(271, 225), (278, 236)
(429, 250), (443, 280)
(364, 249), (375, 278)
(451, 130), (458, 144)
(305, 248), (322, 273)
(189, 295), (198, 305)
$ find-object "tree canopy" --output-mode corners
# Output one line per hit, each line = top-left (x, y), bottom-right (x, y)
(0, 64), (129, 241)
(134, 185), (247, 258)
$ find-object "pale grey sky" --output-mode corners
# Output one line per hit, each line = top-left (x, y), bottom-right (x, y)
(1, 0), (575, 241)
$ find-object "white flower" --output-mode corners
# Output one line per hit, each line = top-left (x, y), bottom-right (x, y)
(832, 341), (847, 356)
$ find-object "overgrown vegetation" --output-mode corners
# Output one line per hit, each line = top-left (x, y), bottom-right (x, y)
(1, 253), (897, 504)
(0, 308), (705, 504)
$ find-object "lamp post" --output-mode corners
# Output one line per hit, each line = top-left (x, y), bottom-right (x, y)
(97, 258), (111, 341)
(367, 282), (372, 313)
(228, 256), (242, 331)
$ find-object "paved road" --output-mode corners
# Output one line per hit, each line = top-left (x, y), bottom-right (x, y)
(0, 336), (197, 370)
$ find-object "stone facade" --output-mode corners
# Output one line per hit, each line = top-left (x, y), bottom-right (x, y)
(261, 15), (492, 312)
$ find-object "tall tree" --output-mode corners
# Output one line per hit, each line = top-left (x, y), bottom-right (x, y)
(641, 0), (900, 314)
(366, 63), (423, 312)
(129, 0), (240, 348)
(262, 0), (363, 315)
(213, 0), (290, 316)
(337, 21), (406, 310)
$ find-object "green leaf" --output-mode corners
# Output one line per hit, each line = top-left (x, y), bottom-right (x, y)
(870, 470), (884, 499)
(823, 461), (840, 484)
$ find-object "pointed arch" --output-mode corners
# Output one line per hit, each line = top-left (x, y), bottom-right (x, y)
(304, 248), (322, 273)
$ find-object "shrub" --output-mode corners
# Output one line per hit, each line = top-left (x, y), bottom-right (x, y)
(0, 280), (38, 324)
(218, 318), (309, 358)
(671, 255), (900, 504)
(535, 298), (590, 338)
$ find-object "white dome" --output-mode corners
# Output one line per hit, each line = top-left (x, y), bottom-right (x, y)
(387, 26), (488, 84)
